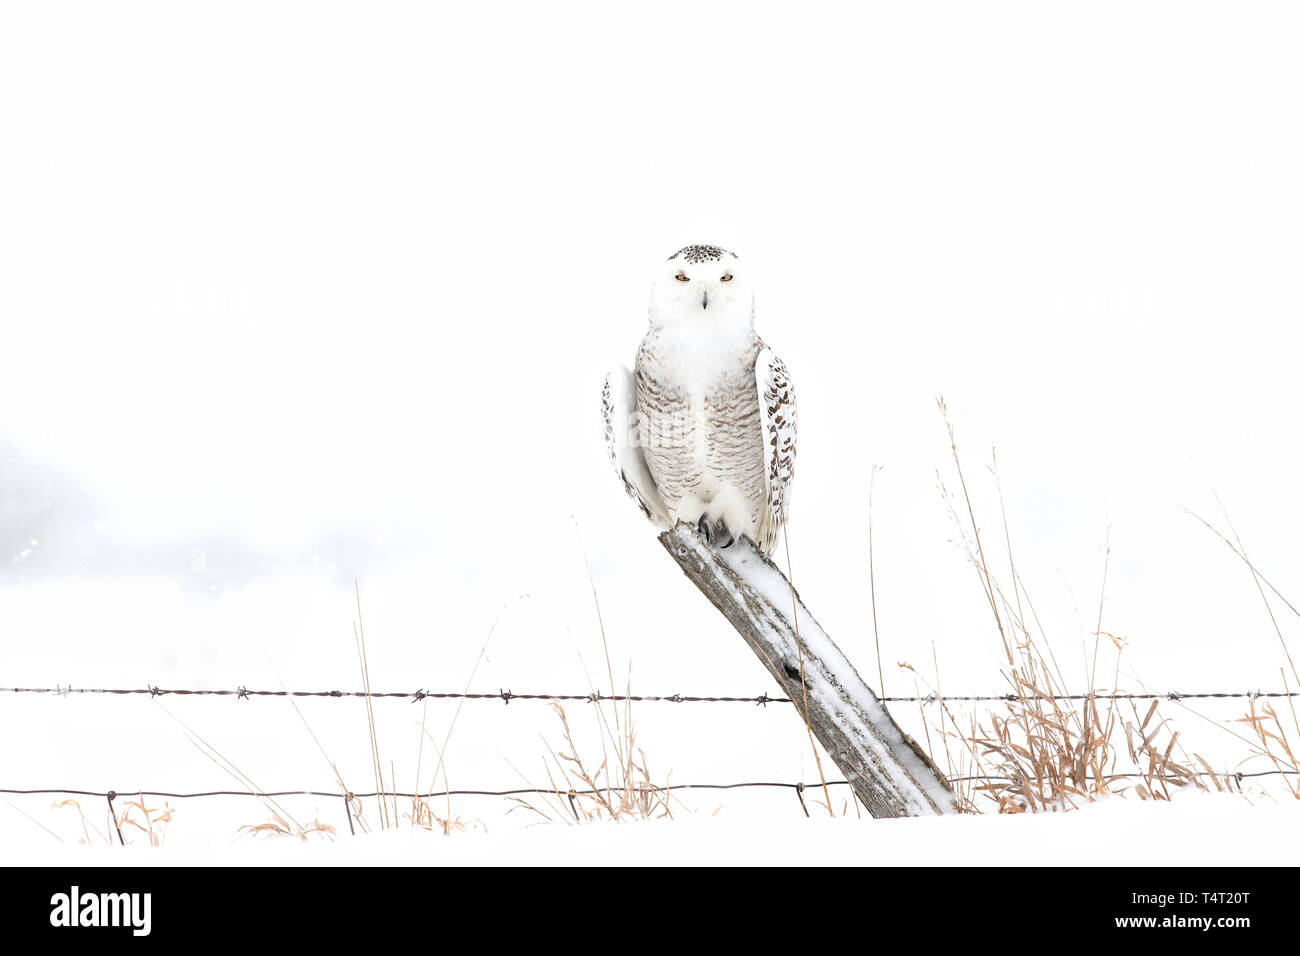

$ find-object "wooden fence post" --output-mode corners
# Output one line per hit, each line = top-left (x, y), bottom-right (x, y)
(660, 523), (961, 818)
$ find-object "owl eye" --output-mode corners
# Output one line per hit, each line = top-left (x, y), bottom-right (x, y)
(721, 273), (733, 282)
(675, 272), (689, 282)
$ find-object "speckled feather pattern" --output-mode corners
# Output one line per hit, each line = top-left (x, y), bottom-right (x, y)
(633, 331), (795, 553)
(755, 348), (796, 550)
(667, 244), (737, 264)
(635, 329), (762, 505)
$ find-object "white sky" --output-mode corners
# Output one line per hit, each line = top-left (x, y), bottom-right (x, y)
(2, 2), (1298, 842)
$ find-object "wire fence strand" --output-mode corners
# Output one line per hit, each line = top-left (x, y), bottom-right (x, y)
(3, 766), (1296, 805)
(2, 684), (1296, 704)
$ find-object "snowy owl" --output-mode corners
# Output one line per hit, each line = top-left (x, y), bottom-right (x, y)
(602, 244), (796, 554)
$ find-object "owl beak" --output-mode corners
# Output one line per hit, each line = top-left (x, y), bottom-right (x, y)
(701, 289), (709, 310)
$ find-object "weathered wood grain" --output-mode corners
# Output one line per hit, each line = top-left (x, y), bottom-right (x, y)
(660, 522), (960, 818)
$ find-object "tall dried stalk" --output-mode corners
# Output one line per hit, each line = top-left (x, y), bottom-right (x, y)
(921, 401), (1216, 812)
(510, 696), (679, 824)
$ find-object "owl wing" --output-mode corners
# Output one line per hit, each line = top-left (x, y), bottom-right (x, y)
(602, 366), (672, 529)
(754, 345), (797, 553)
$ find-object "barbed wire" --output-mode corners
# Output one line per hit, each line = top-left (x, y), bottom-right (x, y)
(1, 684), (1296, 705)
(0, 685), (790, 704)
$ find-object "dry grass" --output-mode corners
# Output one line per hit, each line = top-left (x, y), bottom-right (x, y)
(506, 527), (686, 825)
(1189, 511), (1300, 799)
(54, 794), (177, 846)
(156, 696), (336, 841)
(239, 812), (337, 841)
(53, 798), (109, 846)
(116, 793), (175, 846)
(1234, 683), (1300, 799)
(403, 795), (485, 835)
(509, 691), (679, 824)
(267, 582), (485, 838)
(916, 400), (1224, 812)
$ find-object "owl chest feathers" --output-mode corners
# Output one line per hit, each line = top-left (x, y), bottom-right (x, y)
(634, 325), (766, 510)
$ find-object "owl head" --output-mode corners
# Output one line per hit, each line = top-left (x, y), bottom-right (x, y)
(649, 244), (754, 329)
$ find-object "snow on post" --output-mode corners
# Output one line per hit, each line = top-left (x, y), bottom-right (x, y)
(660, 522), (960, 818)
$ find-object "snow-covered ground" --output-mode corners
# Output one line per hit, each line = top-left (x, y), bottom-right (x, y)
(7, 791), (1293, 867)
(3, 2), (1300, 864)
